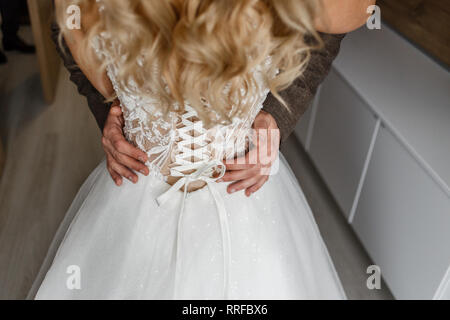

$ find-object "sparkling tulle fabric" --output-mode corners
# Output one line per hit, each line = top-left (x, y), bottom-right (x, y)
(34, 2), (345, 299)
(35, 156), (345, 299)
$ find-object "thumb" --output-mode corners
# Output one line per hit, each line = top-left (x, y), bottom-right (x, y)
(109, 105), (123, 117)
(253, 115), (270, 130)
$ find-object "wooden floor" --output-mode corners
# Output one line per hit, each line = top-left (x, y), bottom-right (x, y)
(0, 29), (104, 299)
(0, 28), (392, 300)
(378, 0), (450, 68)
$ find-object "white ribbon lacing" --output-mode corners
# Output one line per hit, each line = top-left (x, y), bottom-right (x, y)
(156, 106), (231, 299)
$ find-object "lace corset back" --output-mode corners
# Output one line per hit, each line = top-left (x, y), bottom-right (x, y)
(92, 32), (274, 189)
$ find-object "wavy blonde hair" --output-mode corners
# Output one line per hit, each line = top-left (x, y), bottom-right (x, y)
(57, 0), (322, 126)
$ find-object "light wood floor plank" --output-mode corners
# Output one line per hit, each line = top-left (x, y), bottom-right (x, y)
(0, 44), (103, 299)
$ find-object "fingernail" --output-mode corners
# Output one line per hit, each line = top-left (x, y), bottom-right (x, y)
(128, 176), (135, 183)
(229, 188), (235, 194)
(216, 179), (223, 183)
(139, 157), (146, 162)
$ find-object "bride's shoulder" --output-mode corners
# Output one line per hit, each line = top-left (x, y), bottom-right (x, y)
(315, 0), (376, 34)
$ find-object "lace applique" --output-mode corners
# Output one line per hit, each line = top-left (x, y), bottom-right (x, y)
(91, 28), (275, 183)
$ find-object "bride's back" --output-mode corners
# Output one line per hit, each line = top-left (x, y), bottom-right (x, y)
(93, 29), (275, 190)
(56, 0), (320, 189)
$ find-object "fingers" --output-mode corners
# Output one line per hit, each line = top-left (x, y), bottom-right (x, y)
(102, 102), (149, 185)
(227, 175), (259, 194)
(107, 165), (123, 186)
(225, 130), (278, 170)
(221, 166), (260, 182)
(112, 149), (149, 176)
(224, 148), (258, 171)
(227, 175), (269, 196)
(111, 137), (148, 163)
(109, 105), (122, 117)
(222, 165), (269, 195)
(108, 106), (125, 126)
(224, 161), (255, 171)
(221, 111), (280, 196)
(103, 120), (148, 163)
(107, 154), (138, 184)
(245, 176), (269, 196)
(253, 110), (273, 129)
(105, 104), (124, 127)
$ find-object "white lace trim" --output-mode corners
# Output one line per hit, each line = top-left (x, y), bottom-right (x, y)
(91, 12), (275, 182)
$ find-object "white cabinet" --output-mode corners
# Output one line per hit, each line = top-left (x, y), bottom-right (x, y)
(352, 126), (450, 299)
(308, 69), (378, 217)
(293, 24), (450, 299)
(294, 99), (313, 147)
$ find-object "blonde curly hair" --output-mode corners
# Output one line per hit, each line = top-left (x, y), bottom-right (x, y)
(57, 0), (322, 126)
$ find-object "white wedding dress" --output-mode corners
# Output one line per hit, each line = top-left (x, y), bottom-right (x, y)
(33, 18), (345, 300)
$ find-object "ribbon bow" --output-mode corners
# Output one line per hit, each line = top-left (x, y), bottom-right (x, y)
(156, 160), (231, 299)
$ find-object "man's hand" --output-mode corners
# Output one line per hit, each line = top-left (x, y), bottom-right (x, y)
(102, 100), (149, 186)
(221, 110), (280, 197)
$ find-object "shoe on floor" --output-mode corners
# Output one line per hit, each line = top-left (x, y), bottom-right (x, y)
(3, 36), (36, 54)
(0, 50), (7, 64)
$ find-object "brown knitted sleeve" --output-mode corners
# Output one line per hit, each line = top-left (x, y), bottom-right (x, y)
(262, 33), (346, 144)
(51, 22), (110, 131)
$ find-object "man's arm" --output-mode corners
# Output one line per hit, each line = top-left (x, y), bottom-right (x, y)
(224, 33), (345, 196)
(53, 18), (343, 141)
(262, 33), (345, 144)
(51, 22), (149, 185)
(51, 22), (110, 131)
(52, 18), (343, 187)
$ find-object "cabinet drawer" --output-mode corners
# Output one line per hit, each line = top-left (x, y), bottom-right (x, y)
(294, 100), (313, 147)
(309, 69), (378, 217)
(352, 126), (450, 299)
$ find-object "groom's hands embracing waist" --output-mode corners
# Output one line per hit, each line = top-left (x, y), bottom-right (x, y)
(51, 21), (344, 187)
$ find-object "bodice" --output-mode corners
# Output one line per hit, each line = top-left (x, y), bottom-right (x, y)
(90, 1), (276, 297)
(92, 32), (275, 187)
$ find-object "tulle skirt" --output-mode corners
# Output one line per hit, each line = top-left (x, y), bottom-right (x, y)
(32, 154), (345, 299)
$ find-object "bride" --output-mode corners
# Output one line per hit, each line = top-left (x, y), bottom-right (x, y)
(34, 0), (372, 299)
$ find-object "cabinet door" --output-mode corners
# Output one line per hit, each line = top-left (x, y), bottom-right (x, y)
(352, 126), (450, 299)
(308, 69), (378, 217)
(0, 139), (4, 178)
(294, 100), (313, 147)
(28, 0), (60, 104)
